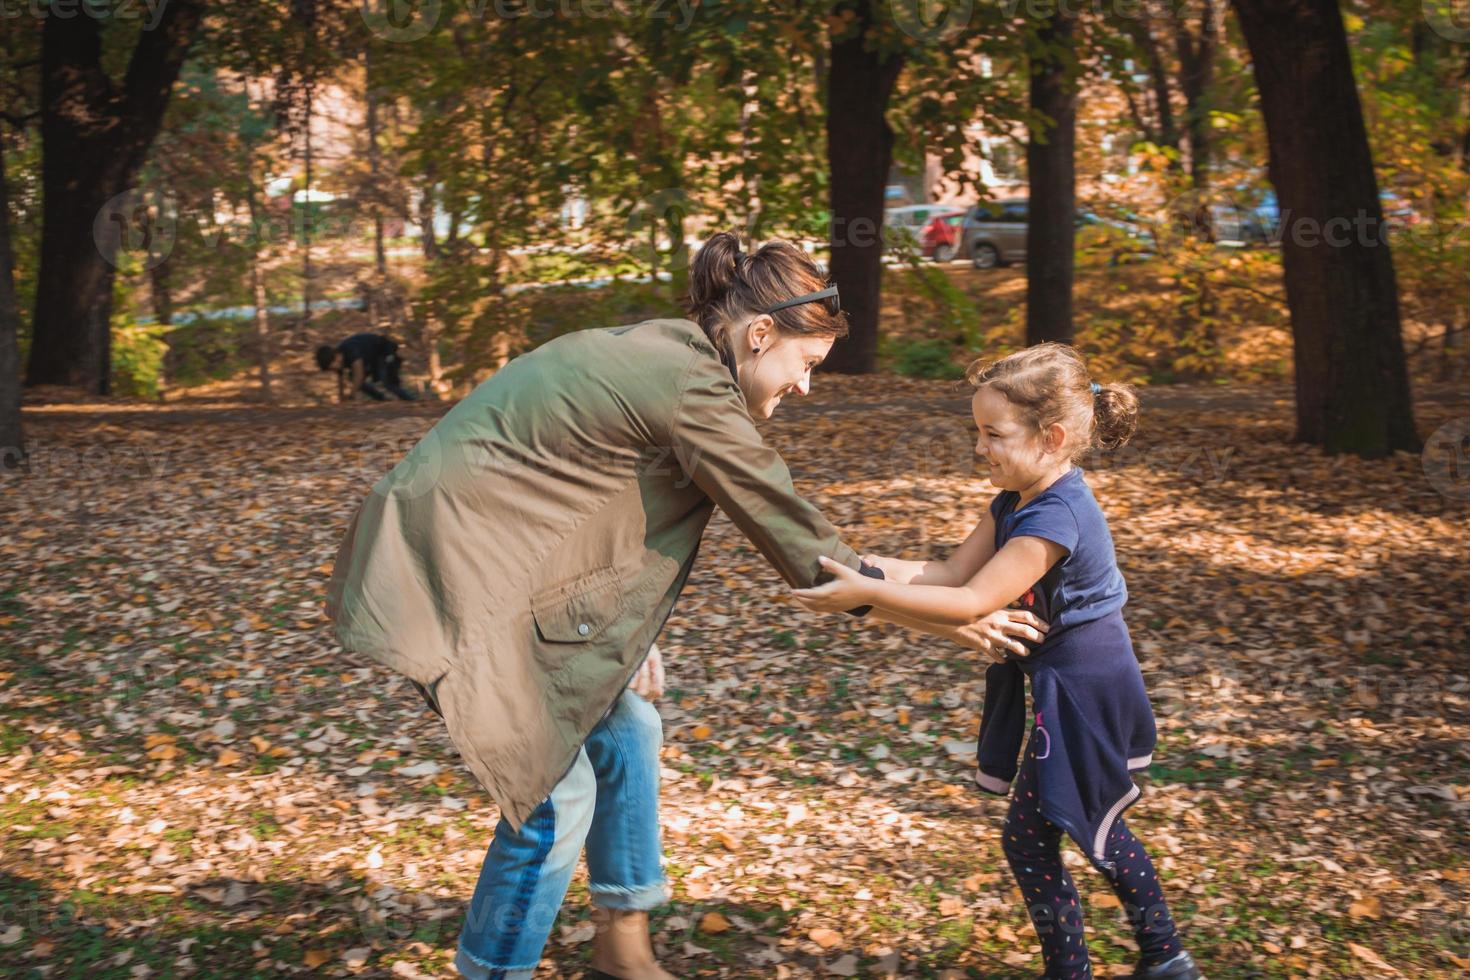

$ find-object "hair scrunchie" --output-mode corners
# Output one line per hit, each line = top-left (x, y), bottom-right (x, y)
(1090, 381), (1102, 396)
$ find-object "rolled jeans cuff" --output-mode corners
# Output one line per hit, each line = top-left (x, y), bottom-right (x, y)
(588, 878), (670, 911)
(453, 944), (536, 980)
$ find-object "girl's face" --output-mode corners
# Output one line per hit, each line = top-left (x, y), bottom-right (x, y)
(972, 386), (1050, 490)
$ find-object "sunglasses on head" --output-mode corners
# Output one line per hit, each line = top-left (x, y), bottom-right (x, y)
(763, 285), (840, 317)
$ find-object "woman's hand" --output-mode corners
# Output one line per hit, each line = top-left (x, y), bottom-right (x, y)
(952, 608), (1050, 662)
(629, 642), (665, 700)
(792, 556), (876, 613)
(861, 553), (926, 586)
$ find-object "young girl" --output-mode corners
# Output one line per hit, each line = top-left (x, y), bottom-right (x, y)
(794, 344), (1202, 980)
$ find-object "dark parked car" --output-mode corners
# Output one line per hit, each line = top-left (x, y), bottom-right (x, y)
(961, 199), (1030, 268)
(956, 200), (1154, 268)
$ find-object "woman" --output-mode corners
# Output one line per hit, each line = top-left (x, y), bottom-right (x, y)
(326, 232), (1044, 979)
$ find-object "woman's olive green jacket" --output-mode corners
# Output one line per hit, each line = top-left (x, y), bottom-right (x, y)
(326, 317), (867, 830)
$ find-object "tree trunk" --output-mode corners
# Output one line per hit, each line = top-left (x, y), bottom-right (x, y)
(1231, 0), (1419, 455)
(1461, 50), (1470, 174)
(424, 314), (443, 392)
(1025, 5), (1077, 346)
(418, 167), (442, 392)
(444, 204), (462, 248)
(365, 43), (387, 279)
(0, 135), (24, 468)
(300, 74), (315, 339)
(1174, 0), (1218, 187)
(1442, 315), (1460, 382)
(823, 1), (904, 375)
(25, 1), (204, 393)
(292, 0), (318, 342)
(246, 182), (273, 400)
(149, 254), (174, 327)
(419, 166), (438, 262)
(1124, 19), (1179, 160)
(623, 83), (687, 304)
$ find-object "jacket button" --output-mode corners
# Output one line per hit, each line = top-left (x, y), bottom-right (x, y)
(577, 623), (590, 636)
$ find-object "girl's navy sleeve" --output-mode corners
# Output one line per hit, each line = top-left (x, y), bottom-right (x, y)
(1005, 496), (1080, 556)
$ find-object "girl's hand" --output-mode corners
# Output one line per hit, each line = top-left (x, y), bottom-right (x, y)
(792, 556), (875, 613)
(953, 608), (1050, 660)
(861, 553), (925, 585)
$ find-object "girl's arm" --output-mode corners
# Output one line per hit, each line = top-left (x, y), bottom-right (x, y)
(867, 606), (1049, 660)
(864, 510), (1000, 587)
(794, 535), (1067, 626)
(867, 607), (1000, 660)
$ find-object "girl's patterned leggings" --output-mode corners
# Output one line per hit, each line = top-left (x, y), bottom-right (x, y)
(1001, 732), (1184, 979)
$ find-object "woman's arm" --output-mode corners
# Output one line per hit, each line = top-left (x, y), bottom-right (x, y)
(794, 535), (1067, 626)
(669, 352), (870, 601)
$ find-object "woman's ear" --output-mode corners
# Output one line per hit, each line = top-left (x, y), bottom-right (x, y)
(747, 314), (775, 352)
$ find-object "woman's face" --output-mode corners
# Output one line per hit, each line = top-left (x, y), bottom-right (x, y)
(739, 316), (834, 419)
(972, 386), (1046, 490)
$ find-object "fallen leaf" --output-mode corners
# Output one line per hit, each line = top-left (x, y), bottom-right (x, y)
(809, 927), (843, 949)
(938, 896), (966, 916)
(303, 949), (334, 968)
(1348, 896), (1381, 920)
(1347, 942), (1398, 975)
(699, 912), (730, 934)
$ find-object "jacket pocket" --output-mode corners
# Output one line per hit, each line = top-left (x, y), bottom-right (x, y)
(531, 565), (625, 643)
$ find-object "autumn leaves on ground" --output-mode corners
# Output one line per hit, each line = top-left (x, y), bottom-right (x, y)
(2, 377), (1467, 979)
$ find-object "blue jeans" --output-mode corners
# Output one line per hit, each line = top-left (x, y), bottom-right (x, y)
(453, 689), (669, 979)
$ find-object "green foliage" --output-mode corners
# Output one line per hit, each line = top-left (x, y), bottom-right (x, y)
(884, 262), (984, 349)
(4, 133), (41, 364)
(10, 0), (1456, 400)
(110, 322), (170, 400)
(883, 337), (966, 380)
(1352, 16), (1470, 382)
(158, 315), (256, 387)
(108, 256), (168, 399)
(523, 279), (680, 350)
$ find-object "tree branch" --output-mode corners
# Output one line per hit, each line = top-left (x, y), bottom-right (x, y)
(1122, 85), (1152, 145)
(0, 110), (39, 130)
(117, 0), (207, 169)
(1216, 276), (1287, 306)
